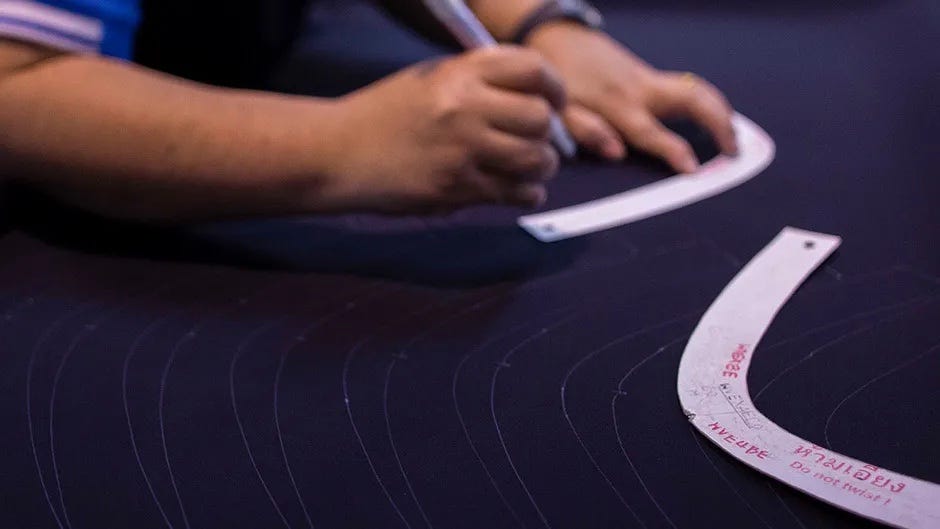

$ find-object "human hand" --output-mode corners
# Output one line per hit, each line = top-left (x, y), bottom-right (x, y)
(327, 46), (567, 214)
(526, 22), (738, 173)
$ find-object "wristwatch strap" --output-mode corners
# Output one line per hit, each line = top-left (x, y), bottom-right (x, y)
(510, 0), (604, 44)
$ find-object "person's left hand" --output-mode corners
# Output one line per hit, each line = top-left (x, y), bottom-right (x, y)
(526, 22), (738, 173)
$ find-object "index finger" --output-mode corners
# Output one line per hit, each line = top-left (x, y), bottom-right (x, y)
(608, 111), (700, 173)
(654, 72), (738, 156)
(472, 47), (567, 111)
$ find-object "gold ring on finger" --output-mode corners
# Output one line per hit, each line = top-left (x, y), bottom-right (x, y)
(680, 72), (699, 91)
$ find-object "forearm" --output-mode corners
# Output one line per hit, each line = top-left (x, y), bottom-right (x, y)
(466, 0), (543, 41)
(0, 42), (349, 222)
(372, 0), (542, 45)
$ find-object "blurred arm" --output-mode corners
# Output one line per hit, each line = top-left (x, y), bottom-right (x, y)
(0, 39), (353, 222)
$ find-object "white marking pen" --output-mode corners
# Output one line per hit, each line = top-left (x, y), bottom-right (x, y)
(422, 0), (578, 158)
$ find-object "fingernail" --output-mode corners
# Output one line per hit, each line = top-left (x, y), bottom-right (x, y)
(728, 130), (740, 155)
(603, 140), (626, 160)
(527, 186), (547, 208)
(679, 157), (699, 174)
(532, 193), (547, 208)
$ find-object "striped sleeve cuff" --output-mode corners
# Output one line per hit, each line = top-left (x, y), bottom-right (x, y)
(0, 0), (134, 57)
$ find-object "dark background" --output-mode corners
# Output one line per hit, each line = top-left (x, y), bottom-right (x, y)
(1, 1), (938, 527)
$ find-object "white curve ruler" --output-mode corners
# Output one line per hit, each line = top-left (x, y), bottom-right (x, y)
(519, 113), (775, 242)
(677, 227), (940, 529)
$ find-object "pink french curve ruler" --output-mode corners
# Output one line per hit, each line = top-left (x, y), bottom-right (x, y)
(519, 113), (775, 242)
(677, 227), (940, 528)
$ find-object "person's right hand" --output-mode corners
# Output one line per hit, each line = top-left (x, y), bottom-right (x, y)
(324, 46), (566, 214)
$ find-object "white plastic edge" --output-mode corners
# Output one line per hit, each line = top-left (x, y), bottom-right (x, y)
(518, 112), (775, 242)
(677, 227), (940, 528)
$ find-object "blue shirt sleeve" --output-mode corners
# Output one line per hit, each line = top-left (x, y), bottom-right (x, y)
(0, 0), (140, 59)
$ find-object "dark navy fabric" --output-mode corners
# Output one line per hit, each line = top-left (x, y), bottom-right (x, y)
(133, 0), (309, 88)
(1, 1), (939, 528)
(133, 0), (451, 89)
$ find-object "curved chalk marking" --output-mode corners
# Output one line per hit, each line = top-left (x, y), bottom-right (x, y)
(519, 113), (774, 242)
(677, 227), (940, 529)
